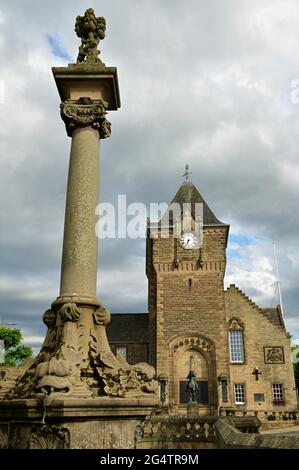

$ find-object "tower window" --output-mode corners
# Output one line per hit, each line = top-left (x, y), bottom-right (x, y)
(188, 278), (192, 288)
(229, 330), (244, 363)
(234, 384), (245, 404)
(272, 384), (284, 402)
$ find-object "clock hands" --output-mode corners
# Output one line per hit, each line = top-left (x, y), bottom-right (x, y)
(180, 232), (199, 249)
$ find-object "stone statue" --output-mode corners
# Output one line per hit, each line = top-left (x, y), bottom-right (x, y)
(186, 370), (198, 404)
(75, 8), (106, 63)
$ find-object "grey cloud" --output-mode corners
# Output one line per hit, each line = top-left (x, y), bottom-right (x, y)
(0, 0), (298, 349)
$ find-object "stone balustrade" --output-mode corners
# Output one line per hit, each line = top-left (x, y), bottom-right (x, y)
(219, 407), (298, 428)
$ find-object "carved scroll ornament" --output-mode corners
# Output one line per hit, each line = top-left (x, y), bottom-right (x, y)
(60, 97), (111, 138)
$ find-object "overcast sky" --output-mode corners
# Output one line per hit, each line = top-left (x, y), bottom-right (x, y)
(0, 0), (299, 353)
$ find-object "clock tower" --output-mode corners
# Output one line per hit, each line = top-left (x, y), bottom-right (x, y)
(146, 177), (230, 413)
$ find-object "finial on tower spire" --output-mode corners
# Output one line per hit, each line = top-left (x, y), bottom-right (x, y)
(183, 164), (192, 182)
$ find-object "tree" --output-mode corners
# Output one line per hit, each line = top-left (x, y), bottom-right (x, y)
(0, 327), (33, 366)
(291, 344), (299, 392)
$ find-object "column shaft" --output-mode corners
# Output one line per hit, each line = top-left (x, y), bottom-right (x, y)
(60, 126), (99, 299)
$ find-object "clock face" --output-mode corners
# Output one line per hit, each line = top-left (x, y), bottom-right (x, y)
(180, 232), (198, 249)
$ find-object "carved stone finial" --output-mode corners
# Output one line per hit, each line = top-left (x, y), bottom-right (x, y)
(75, 9), (106, 63)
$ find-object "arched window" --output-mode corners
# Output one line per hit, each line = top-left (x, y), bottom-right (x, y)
(228, 319), (245, 363)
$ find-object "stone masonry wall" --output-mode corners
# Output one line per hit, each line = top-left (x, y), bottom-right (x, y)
(148, 227), (230, 407)
(225, 285), (297, 412)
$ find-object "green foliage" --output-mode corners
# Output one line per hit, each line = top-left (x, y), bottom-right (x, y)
(0, 327), (22, 349)
(0, 327), (33, 366)
(292, 344), (299, 391)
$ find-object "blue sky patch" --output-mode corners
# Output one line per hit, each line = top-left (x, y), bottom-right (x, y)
(229, 233), (253, 246)
(47, 35), (72, 62)
(227, 232), (272, 261)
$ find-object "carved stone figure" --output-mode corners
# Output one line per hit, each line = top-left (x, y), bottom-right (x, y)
(35, 345), (82, 396)
(186, 370), (198, 404)
(75, 8), (106, 63)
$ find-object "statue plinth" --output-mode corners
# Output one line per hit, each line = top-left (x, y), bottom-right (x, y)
(187, 402), (199, 418)
(52, 63), (120, 110)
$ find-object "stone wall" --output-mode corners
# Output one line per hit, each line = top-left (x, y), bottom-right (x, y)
(110, 343), (148, 364)
(225, 285), (298, 412)
(216, 417), (299, 449)
(0, 397), (156, 449)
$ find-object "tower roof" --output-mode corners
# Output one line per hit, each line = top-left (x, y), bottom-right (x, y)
(170, 181), (227, 227)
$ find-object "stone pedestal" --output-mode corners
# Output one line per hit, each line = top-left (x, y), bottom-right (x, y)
(187, 403), (199, 418)
(0, 397), (156, 449)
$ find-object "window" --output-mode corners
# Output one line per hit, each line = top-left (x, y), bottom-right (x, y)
(254, 393), (265, 402)
(234, 384), (245, 404)
(116, 346), (127, 359)
(229, 330), (244, 363)
(272, 384), (283, 402)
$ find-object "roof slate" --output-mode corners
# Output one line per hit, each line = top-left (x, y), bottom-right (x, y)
(106, 313), (149, 343)
(169, 181), (227, 227)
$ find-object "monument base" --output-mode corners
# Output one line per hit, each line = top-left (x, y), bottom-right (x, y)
(0, 397), (157, 449)
(187, 403), (199, 419)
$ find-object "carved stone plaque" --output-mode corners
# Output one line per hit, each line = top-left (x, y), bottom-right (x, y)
(264, 347), (285, 364)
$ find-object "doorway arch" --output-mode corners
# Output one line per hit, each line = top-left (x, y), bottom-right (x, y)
(168, 334), (217, 409)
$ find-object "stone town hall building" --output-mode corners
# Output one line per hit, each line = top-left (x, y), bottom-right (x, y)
(107, 179), (297, 416)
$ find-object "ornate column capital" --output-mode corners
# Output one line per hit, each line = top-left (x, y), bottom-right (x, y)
(60, 97), (111, 139)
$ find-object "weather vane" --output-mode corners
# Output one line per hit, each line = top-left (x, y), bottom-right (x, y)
(75, 8), (106, 63)
(182, 164), (192, 182)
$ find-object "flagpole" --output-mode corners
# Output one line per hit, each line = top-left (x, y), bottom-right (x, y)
(273, 243), (285, 323)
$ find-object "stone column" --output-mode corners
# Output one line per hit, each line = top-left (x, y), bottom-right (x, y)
(5, 10), (158, 404)
(54, 97), (111, 307)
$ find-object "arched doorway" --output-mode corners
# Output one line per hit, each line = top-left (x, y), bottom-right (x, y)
(177, 349), (209, 404)
(168, 335), (217, 411)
